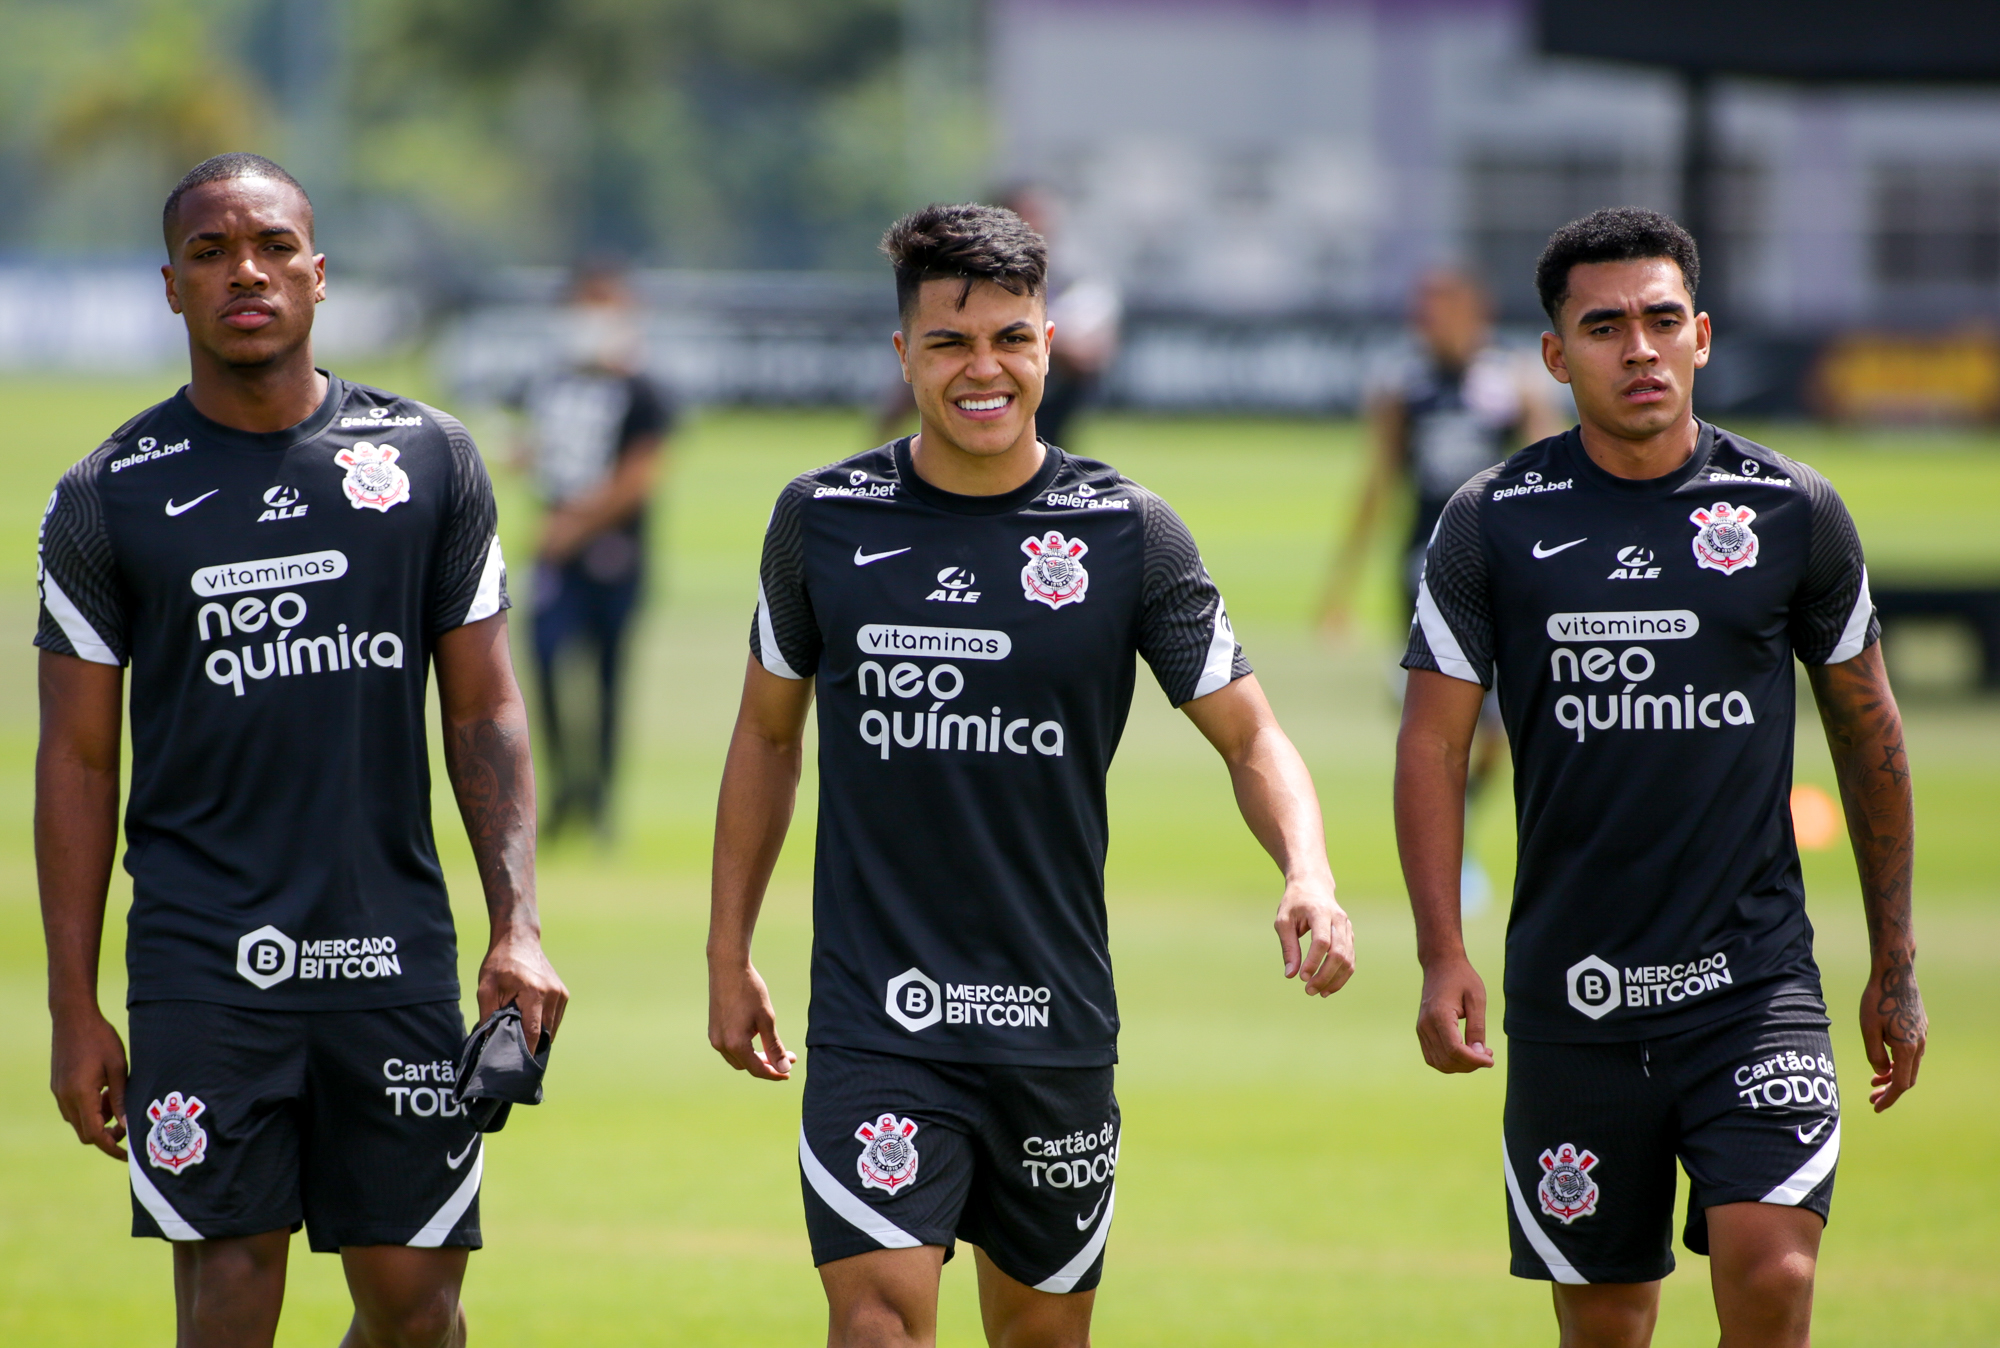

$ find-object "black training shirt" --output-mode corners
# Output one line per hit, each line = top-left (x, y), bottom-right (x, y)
(36, 376), (508, 1011)
(1404, 423), (1875, 1042)
(752, 439), (1250, 1067)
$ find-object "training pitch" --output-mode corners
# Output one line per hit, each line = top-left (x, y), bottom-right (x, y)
(1, 371), (1995, 1344)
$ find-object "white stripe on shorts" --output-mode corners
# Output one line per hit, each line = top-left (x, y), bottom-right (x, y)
(799, 1125), (920, 1249)
(1034, 1182), (1116, 1294)
(1762, 1118), (1840, 1207)
(129, 1148), (203, 1241)
(408, 1140), (483, 1247)
(1502, 1137), (1588, 1284)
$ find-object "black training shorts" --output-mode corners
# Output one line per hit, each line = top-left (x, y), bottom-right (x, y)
(1503, 990), (1840, 1284)
(799, 1045), (1119, 1293)
(126, 1001), (483, 1253)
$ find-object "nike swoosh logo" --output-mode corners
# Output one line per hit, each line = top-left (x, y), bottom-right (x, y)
(853, 546), (911, 566)
(446, 1136), (480, 1170)
(165, 490), (219, 517)
(1532, 537), (1587, 559)
(1075, 1188), (1109, 1230)
(1796, 1119), (1830, 1145)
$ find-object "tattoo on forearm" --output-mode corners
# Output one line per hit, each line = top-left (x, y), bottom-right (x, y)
(1875, 948), (1927, 1046)
(1809, 653), (1915, 957)
(445, 717), (535, 914)
(1877, 739), (1909, 785)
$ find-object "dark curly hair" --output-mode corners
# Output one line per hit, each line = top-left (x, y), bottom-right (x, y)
(881, 203), (1047, 325)
(163, 153), (312, 252)
(1535, 207), (1700, 326)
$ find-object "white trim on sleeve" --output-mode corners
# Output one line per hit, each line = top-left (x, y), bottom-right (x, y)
(756, 581), (803, 680)
(1414, 576), (1482, 685)
(408, 1140), (483, 1247)
(463, 536), (506, 624)
(799, 1126), (920, 1248)
(1190, 596), (1238, 700)
(1034, 1183), (1116, 1293)
(1762, 1120), (1840, 1206)
(129, 1149), (203, 1241)
(1825, 567), (1874, 665)
(41, 571), (120, 666)
(1501, 1138), (1587, 1284)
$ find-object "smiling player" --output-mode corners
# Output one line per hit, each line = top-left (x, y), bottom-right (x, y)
(36, 153), (565, 1347)
(708, 202), (1354, 1347)
(1397, 208), (1923, 1347)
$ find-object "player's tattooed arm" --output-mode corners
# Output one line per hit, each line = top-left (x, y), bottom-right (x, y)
(35, 652), (131, 1159)
(435, 614), (569, 1047)
(1806, 643), (1924, 1111)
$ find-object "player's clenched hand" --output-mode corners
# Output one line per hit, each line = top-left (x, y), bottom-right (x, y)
(1275, 883), (1355, 997)
(1416, 957), (1495, 1073)
(1860, 950), (1926, 1112)
(477, 929), (568, 1050)
(709, 961), (796, 1081)
(50, 1008), (129, 1160)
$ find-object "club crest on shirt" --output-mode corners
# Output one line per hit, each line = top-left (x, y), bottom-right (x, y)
(1689, 501), (1759, 575)
(1536, 1142), (1600, 1223)
(145, 1092), (210, 1174)
(1020, 530), (1089, 609)
(854, 1113), (921, 1195)
(335, 442), (412, 513)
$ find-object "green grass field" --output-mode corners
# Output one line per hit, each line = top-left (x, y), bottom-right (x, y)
(1, 373), (1996, 1345)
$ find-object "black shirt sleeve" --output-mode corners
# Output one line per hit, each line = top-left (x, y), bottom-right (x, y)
(1134, 488), (1251, 706)
(617, 375), (675, 453)
(1401, 473), (1496, 687)
(749, 478), (821, 679)
(426, 413), (510, 635)
(35, 446), (127, 666)
(1788, 463), (1878, 665)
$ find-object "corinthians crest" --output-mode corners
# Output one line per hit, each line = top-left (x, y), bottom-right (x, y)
(1020, 530), (1089, 609)
(335, 441), (412, 512)
(854, 1112), (921, 1196)
(1536, 1142), (1600, 1224)
(145, 1092), (210, 1174)
(1689, 501), (1759, 575)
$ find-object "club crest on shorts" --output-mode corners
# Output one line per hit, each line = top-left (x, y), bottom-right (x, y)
(145, 1092), (210, 1174)
(854, 1113), (921, 1195)
(1689, 502), (1759, 575)
(335, 441), (412, 512)
(1536, 1143), (1600, 1223)
(1020, 530), (1089, 609)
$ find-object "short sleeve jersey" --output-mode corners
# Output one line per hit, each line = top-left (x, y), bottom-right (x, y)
(752, 439), (1250, 1067)
(1370, 346), (1534, 558)
(35, 376), (509, 1011)
(1404, 423), (1876, 1042)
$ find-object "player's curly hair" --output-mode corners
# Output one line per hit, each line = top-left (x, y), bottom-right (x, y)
(881, 203), (1048, 325)
(1535, 207), (1700, 326)
(163, 153), (312, 252)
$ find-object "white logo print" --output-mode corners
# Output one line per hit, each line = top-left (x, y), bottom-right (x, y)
(190, 551), (348, 596)
(926, 567), (980, 604)
(853, 546), (910, 566)
(1020, 531), (1089, 609)
(1690, 502), (1759, 575)
(1536, 1143), (1600, 1223)
(1566, 954), (1620, 1019)
(1608, 545), (1660, 580)
(1797, 1119), (1831, 1144)
(1532, 537), (1586, 559)
(165, 490), (219, 517)
(849, 469), (868, 486)
(854, 1113), (922, 1195)
(446, 1137), (480, 1168)
(145, 1092), (209, 1174)
(237, 925), (297, 988)
(885, 968), (942, 1032)
(335, 442), (411, 512)
(258, 484), (308, 522)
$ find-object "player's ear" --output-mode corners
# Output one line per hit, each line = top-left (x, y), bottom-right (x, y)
(1540, 329), (1570, 385)
(313, 252), (327, 305)
(162, 264), (183, 315)
(1692, 311), (1712, 369)
(892, 329), (911, 384)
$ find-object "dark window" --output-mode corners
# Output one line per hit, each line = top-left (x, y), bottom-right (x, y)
(1873, 164), (2000, 288)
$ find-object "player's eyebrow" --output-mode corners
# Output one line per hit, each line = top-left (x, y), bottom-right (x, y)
(185, 225), (301, 245)
(1576, 300), (1687, 326)
(925, 320), (1033, 339)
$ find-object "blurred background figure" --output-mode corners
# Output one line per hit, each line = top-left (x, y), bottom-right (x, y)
(873, 184), (1122, 449)
(1320, 267), (1562, 914)
(513, 264), (677, 838)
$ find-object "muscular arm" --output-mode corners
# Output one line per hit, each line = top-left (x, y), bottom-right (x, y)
(1181, 674), (1354, 996)
(1806, 644), (1923, 1111)
(36, 651), (130, 1159)
(434, 613), (567, 1046)
(708, 657), (814, 1079)
(538, 435), (666, 565)
(1394, 668), (1496, 1072)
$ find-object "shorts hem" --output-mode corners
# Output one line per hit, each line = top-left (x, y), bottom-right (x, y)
(134, 1214), (301, 1243)
(975, 1245), (1104, 1295)
(808, 1230), (956, 1269)
(1510, 1258), (1674, 1284)
(306, 1226), (483, 1255)
(1695, 1187), (1833, 1219)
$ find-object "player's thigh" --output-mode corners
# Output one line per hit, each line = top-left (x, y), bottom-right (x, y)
(342, 1244), (470, 1342)
(1672, 1008), (1839, 1258)
(1503, 1037), (1680, 1285)
(819, 1245), (947, 1344)
(973, 1246), (1094, 1348)
(299, 1003), (484, 1255)
(127, 1001), (307, 1243)
(800, 1046), (976, 1269)
(959, 1063), (1118, 1300)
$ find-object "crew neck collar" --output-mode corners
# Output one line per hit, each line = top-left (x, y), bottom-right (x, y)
(894, 435), (1063, 516)
(1564, 420), (1714, 496)
(172, 371), (345, 454)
